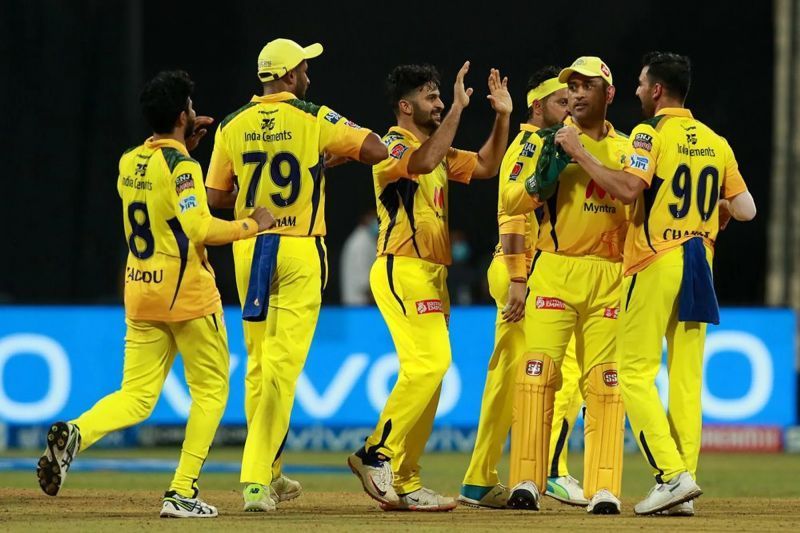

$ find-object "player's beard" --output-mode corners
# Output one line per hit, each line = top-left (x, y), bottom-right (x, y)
(413, 104), (440, 133)
(640, 96), (656, 118)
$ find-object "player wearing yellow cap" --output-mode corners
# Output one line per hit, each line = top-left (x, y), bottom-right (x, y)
(502, 56), (629, 514)
(559, 51), (755, 516)
(206, 38), (388, 512)
(37, 70), (274, 518)
(348, 62), (512, 511)
(458, 66), (580, 509)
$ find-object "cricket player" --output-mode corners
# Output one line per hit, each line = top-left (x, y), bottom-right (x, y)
(348, 62), (512, 511)
(502, 57), (630, 514)
(36, 70), (274, 518)
(559, 51), (755, 516)
(458, 67), (586, 509)
(206, 38), (387, 512)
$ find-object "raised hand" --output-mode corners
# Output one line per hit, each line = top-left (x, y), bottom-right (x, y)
(452, 61), (474, 110)
(186, 116), (214, 151)
(487, 68), (512, 116)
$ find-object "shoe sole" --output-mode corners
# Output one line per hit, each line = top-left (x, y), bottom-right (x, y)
(380, 501), (458, 512)
(243, 504), (274, 512)
(589, 501), (621, 515)
(347, 456), (396, 505)
(457, 496), (505, 510)
(545, 491), (589, 507)
(160, 509), (219, 518)
(635, 488), (703, 516)
(507, 489), (539, 511)
(37, 422), (71, 497)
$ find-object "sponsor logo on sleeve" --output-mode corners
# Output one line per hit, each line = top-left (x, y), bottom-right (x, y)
(416, 299), (444, 314)
(603, 369), (619, 386)
(344, 120), (362, 129)
(175, 173), (195, 194)
(603, 307), (620, 319)
(390, 143), (409, 159)
(509, 161), (524, 181)
(324, 111), (342, 124)
(629, 154), (650, 171)
(521, 142), (537, 158)
(632, 132), (653, 151)
(535, 296), (566, 310)
(526, 359), (543, 376)
(179, 195), (198, 213)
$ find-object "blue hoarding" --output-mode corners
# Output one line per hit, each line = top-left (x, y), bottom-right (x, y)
(0, 306), (795, 429)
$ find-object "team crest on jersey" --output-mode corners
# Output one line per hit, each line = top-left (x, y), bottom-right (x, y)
(134, 163), (147, 176)
(603, 307), (620, 319)
(416, 299), (443, 314)
(521, 142), (537, 158)
(390, 143), (409, 160)
(526, 359), (543, 376)
(603, 369), (619, 387)
(344, 120), (362, 129)
(633, 133), (653, 151)
(179, 195), (198, 213)
(629, 155), (650, 171)
(175, 173), (195, 194)
(509, 161), (524, 181)
(383, 133), (403, 146)
(535, 296), (566, 310)
(324, 111), (342, 124)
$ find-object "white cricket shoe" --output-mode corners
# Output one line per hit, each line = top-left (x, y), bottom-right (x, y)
(507, 480), (540, 511)
(271, 474), (302, 502)
(380, 487), (457, 512)
(634, 472), (702, 515)
(658, 499), (695, 516)
(347, 448), (399, 505)
(546, 475), (589, 506)
(242, 483), (276, 512)
(587, 488), (621, 514)
(457, 483), (509, 509)
(37, 421), (81, 496)
(160, 491), (218, 518)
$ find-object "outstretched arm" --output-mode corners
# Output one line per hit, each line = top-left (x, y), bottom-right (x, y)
(472, 69), (512, 179)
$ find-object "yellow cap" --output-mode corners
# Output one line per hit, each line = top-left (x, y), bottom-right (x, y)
(257, 38), (323, 81)
(558, 56), (613, 85)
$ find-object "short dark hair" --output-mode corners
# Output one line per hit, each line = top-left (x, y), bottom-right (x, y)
(140, 70), (193, 134)
(642, 51), (692, 101)
(386, 64), (441, 112)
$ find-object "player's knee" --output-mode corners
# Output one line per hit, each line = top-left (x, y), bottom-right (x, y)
(128, 391), (159, 420)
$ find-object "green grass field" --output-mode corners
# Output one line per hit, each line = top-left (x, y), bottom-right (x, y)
(2, 448), (799, 531)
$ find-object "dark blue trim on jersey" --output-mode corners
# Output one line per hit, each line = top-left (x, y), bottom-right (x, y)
(642, 176), (664, 254)
(386, 254), (406, 315)
(545, 182), (560, 251)
(378, 178), (421, 257)
(308, 156), (324, 236)
(315, 236), (327, 293)
(242, 233), (280, 322)
(166, 217), (189, 311)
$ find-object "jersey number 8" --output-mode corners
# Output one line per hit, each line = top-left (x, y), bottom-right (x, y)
(243, 151), (301, 208)
(127, 202), (154, 259)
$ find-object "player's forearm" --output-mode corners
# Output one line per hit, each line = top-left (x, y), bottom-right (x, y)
(203, 217), (259, 245)
(407, 106), (464, 174)
(207, 187), (237, 209)
(573, 150), (642, 204)
(473, 112), (511, 179)
(728, 190), (756, 221)
(500, 233), (526, 255)
(500, 233), (527, 281)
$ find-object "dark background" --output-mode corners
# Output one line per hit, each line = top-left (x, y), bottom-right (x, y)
(0, 1), (772, 305)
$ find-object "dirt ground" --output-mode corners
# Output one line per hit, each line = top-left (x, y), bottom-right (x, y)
(2, 489), (799, 532)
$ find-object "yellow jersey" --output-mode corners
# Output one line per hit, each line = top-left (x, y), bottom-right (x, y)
(207, 92), (371, 236)
(622, 107), (748, 275)
(494, 124), (539, 263)
(374, 126), (478, 266)
(118, 138), (256, 322)
(503, 116), (631, 261)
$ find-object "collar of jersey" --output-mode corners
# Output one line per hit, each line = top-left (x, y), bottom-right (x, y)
(144, 137), (188, 155)
(389, 126), (420, 145)
(656, 107), (693, 118)
(251, 92), (295, 104)
(520, 123), (539, 133)
(564, 116), (619, 138)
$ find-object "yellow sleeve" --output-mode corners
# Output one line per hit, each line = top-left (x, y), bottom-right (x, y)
(172, 159), (257, 245)
(623, 123), (661, 186)
(318, 106), (372, 161)
(206, 126), (235, 191)
(373, 134), (419, 185)
(501, 133), (543, 216)
(445, 148), (478, 184)
(498, 134), (539, 233)
(721, 138), (748, 199)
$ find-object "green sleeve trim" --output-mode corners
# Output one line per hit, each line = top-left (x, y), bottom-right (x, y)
(286, 98), (322, 116)
(640, 115), (666, 130)
(220, 101), (258, 129)
(161, 147), (198, 173)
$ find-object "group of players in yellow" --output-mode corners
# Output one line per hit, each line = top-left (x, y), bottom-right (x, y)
(36, 37), (756, 518)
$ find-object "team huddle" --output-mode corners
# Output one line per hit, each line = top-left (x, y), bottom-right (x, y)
(35, 37), (756, 518)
